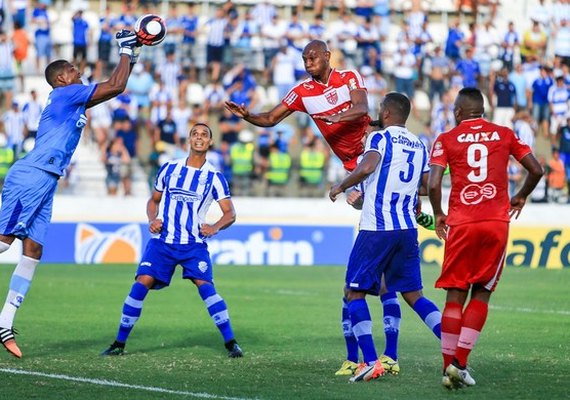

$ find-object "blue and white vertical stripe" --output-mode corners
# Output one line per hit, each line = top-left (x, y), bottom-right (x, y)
(154, 159), (230, 244)
(359, 126), (429, 232)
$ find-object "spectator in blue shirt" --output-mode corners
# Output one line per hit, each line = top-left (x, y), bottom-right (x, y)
(501, 21), (519, 71)
(531, 66), (554, 136)
(491, 68), (517, 128)
(509, 63), (528, 110)
(308, 14), (326, 40)
(72, 10), (89, 73)
(98, 6), (115, 75)
(227, 79), (256, 109)
(181, 3), (199, 62)
(456, 47), (480, 88)
(117, 3), (137, 31)
(31, 1), (51, 73)
(445, 19), (464, 61)
(127, 63), (155, 113)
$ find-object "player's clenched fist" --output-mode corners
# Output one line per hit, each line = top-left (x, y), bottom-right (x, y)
(149, 218), (163, 234)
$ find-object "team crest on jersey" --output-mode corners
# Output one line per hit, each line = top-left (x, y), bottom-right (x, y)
(198, 173), (209, 185)
(325, 90), (338, 105)
(75, 223), (142, 263)
(198, 261), (208, 273)
(432, 141), (444, 157)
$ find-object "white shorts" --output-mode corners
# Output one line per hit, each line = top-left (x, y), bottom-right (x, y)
(551, 114), (567, 135)
(91, 117), (112, 130)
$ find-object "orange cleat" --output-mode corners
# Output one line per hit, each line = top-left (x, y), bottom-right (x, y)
(0, 328), (22, 358)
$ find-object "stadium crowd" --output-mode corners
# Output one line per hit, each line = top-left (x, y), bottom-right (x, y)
(0, 0), (568, 201)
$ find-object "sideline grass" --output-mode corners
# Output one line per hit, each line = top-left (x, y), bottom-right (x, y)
(0, 264), (568, 399)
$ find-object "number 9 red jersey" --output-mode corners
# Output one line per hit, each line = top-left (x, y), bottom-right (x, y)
(429, 118), (532, 226)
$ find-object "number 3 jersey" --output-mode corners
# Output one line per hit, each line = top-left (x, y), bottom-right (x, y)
(429, 117), (532, 226)
(359, 126), (429, 232)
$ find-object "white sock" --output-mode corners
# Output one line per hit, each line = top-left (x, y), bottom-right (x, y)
(0, 256), (39, 329)
(0, 241), (10, 254)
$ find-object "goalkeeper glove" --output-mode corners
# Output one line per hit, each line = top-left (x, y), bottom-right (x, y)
(115, 30), (138, 58)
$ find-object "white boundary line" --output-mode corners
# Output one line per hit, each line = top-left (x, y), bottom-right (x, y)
(0, 368), (258, 400)
(489, 305), (570, 316)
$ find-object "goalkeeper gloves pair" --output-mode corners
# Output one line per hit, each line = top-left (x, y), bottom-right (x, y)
(115, 30), (141, 64)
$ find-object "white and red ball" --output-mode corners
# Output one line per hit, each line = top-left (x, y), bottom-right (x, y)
(134, 14), (167, 46)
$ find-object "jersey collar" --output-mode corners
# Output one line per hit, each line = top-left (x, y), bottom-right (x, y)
(313, 68), (334, 87)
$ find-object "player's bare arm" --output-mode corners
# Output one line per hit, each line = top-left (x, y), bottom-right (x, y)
(224, 101), (293, 127)
(313, 88), (368, 123)
(87, 55), (133, 108)
(87, 30), (139, 108)
(147, 190), (163, 234)
(427, 165), (448, 240)
(200, 198), (236, 238)
(418, 171), (429, 196)
(509, 153), (543, 219)
(329, 151), (381, 202)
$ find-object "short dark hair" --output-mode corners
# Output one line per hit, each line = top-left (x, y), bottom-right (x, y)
(45, 59), (69, 88)
(384, 92), (411, 121)
(457, 87), (484, 109)
(191, 123), (213, 138)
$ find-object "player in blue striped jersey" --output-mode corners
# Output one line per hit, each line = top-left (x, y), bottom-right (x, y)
(329, 93), (440, 382)
(102, 123), (243, 358)
(0, 30), (141, 358)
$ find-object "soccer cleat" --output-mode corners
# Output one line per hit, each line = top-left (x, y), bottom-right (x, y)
(416, 212), (435, 231)
(0, 327), (22, 358)
(335, 360), (359, 376)
(442, 373), (454, 389)
(225, 340), (243, 358)
(100, 340), (125, 356)
(445, 362), (476, 387)
(349, 360), (385, 382)
(379, 354), (400, 375)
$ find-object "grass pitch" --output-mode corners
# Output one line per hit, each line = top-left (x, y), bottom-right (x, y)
(0, 264), (568, 399)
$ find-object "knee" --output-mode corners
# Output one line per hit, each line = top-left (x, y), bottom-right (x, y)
(136, 275), (155, 289)
(23, 241), (42, 260)
(346, 290), (366, 303)
(401, 290), (423, 307)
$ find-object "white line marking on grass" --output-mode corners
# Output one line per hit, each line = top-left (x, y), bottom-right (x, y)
(274, 289), (314, 296)
(0, 368), (258, 400)
(489, 305), (570, 316)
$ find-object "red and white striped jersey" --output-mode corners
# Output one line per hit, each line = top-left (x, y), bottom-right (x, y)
(281, 68), (371, 171)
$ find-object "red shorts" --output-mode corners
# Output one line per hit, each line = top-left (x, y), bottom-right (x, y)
(435, 221), (509, 292)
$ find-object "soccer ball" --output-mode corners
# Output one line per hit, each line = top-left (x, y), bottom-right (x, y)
(134, 14), (167, 46)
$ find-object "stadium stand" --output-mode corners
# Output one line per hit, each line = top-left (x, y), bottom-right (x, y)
(0, 0), (566, 202)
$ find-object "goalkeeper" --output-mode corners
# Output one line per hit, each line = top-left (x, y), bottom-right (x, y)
(0, 30), (142, 358)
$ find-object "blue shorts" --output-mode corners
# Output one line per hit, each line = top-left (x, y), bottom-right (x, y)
(0, 163), (58, 245)
(346, 229), (423, 295)
(136, 238), (213, 290)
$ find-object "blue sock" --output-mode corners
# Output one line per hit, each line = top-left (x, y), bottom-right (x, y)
(381, 292), (401, 360)
(342, 297), (359, 363)
(198, 283), (235, 343)
(348, 298), (377, 364)
(117, 282), (149, 343)
(412, 296), (442, 339)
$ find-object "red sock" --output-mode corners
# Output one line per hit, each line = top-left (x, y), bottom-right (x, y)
(441, 302), (463, 371)
(455, 299), (489, 368)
